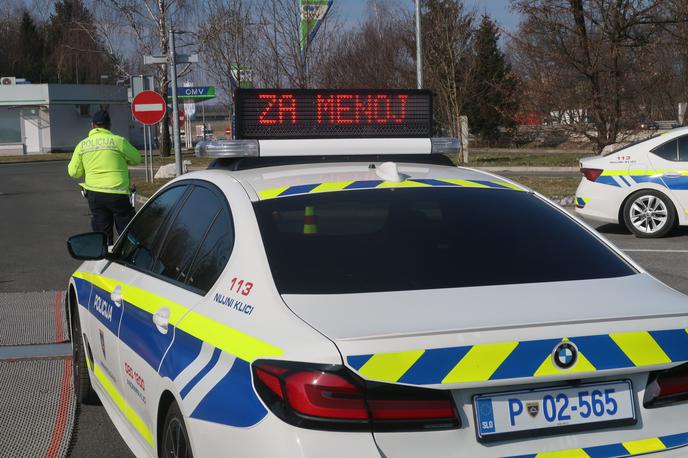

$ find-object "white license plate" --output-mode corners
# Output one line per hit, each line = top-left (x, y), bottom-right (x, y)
(473, 380), (636, 442)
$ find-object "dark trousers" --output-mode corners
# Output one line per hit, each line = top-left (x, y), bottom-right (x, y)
(86, 191), (135, 244)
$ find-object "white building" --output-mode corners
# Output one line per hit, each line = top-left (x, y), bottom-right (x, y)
(0, 82), (143, 155)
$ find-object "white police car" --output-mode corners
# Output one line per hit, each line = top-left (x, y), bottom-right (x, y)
(575, 128), (688, 237)
(67, 90), (688, 457)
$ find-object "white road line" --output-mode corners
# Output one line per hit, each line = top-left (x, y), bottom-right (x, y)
(622, 249), (688, 253)
(134, 103), (163, 112)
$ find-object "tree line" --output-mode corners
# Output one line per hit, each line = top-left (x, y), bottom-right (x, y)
(0, 0), (119, 85)
(3, 0), (688, 154)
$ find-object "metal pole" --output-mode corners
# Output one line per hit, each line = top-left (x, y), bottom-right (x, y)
(202, 103), (206, 141)
(415, 0), (424, 89)
(169, 29), (183, 176)
(143, 124), (149, 182)
(148, 125), (154, 180)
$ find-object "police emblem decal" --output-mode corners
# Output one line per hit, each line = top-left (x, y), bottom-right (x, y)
(526, 402), (540, 418)
(552, 341), (578, 370)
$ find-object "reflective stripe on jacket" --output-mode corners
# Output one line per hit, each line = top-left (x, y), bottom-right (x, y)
(68, 128), (141, 195)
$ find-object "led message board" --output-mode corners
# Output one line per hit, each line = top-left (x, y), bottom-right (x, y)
(235, 89), (433, 139)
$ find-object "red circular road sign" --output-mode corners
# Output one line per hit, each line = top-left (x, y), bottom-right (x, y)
(131, 90), (166, 125)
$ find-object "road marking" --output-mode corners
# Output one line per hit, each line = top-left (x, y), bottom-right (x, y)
(622, 249), (688, 253)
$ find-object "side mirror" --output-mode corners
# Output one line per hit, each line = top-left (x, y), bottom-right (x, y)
(67, 232), (108, 260)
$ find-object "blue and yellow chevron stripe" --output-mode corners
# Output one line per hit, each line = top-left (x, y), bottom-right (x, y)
(506, 431), (688, 457)
(596, 170), (688, 190)
(575, 196), (589, 208)
(347, 328), (688, 385)
(258, 178), (525, 200)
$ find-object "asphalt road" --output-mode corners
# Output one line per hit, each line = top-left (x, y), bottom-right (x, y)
(0, 160), (686, 458)
(0, 161), (132, 457)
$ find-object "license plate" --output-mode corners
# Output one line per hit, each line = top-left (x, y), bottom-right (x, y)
(473, 380), (636, 442)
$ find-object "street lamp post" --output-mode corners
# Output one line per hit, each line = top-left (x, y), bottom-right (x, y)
(168, 28), (183, 177)
(415, 0), (424, 90)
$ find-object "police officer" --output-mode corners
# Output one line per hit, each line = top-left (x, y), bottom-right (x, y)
(68, 110), (141, 243)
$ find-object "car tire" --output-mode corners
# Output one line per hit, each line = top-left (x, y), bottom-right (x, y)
(623, 190), (676, 238)
(160, 401), (193, 458)
(71, 307), (99, 405)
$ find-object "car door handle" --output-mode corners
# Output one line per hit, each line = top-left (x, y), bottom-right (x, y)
(152, 307), (171, 334)
(110, 285), (123, 308)
(663, 171), (682, 178)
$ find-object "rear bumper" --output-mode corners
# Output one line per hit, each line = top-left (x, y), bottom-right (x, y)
(373, 373), (688, 458)
(187, 414), (381, 458)
(574, 178), (626, 224)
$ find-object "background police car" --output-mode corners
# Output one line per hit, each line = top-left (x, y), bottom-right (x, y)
(576, 127), (688, 237)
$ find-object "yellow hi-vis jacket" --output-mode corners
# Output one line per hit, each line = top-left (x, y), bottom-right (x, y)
(68, 128), (141, 195)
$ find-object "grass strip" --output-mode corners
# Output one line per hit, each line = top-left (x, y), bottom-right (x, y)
(464, 153), (589, 167)
(0, 153), (72, 163)
(508, 175), (580, 197)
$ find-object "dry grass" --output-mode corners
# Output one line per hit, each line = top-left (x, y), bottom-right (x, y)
(463, 152), (589, 167)
(509, 176), (580, 197)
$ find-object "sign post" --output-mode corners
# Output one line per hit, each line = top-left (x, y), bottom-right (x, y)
(132, 90), (167, 183)
(145, 38), (198, 177)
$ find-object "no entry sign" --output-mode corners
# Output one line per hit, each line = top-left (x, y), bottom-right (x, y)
(132, 90), (166, 125)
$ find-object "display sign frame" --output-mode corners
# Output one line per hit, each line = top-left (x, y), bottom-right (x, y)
(234, 89), (433, 140)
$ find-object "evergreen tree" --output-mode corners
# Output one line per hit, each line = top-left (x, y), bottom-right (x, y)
(465, 15), (519, 142)
(17, 11), (46, 83)
(48, 0), (116, 83)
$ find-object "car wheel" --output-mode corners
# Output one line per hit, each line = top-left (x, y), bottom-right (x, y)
(71, 307), (99, 405)
(160, 401), (193, 458)
(623, 190), (676, 238)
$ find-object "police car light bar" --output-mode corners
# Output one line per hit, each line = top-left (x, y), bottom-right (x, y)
(195, 137), (460, 158)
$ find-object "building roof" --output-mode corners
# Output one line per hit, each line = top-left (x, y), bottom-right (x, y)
(0, 84), (128, 107)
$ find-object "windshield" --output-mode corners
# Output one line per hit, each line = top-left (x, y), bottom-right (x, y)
(254, 187), (636, 294)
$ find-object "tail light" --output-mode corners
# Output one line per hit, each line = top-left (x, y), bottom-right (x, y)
(252, 360), (459, 432)
(581, 168), (603, 182)
(644, 363), (688, 408)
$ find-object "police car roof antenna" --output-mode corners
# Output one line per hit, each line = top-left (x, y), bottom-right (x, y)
(375, 162), (406, 183)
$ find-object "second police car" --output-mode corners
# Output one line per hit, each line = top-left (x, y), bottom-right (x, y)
(67, 89), (688, 457)
(576, 128), (688, 237)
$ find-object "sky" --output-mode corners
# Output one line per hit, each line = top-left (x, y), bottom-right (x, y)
(337, 0), (521, 32)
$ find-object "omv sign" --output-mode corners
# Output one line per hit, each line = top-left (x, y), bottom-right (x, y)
(166, 86), (216, 100)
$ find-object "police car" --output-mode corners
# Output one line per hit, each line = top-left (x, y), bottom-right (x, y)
(67, 89), (688, 457)
(575, 128), (688, 237)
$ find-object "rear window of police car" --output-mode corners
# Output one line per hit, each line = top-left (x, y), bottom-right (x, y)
(254, 187), (636, 294)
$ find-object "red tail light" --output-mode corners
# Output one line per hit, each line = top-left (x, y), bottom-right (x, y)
(644, 363), (688, 408)
(252, 360), (459, 432)
(581, 168), (603, 182)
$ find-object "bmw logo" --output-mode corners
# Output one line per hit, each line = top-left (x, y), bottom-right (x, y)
(552, 342), (578, 370)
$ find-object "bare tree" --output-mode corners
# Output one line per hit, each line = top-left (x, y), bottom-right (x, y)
(421, 0), (476, 159)
(512, 0), (663, 152)
(319, 0), (414, 89)
(197, 0), (258, 118)
(258, 0), (339, 88)
(98, 0), (191, 155)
